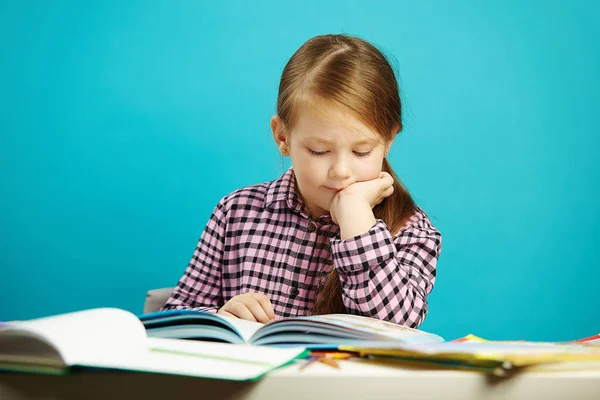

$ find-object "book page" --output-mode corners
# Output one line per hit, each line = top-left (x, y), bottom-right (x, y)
(217, 314), (264, 342)
(10, 308), (148, 366)
(87, 337), (307, 380)
(258, 314), (443, 343)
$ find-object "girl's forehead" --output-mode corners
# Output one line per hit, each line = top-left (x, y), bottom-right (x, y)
(292, 103), (382, 143)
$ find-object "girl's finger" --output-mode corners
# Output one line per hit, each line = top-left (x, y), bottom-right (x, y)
(255, 295), (276, 320)
(377, 175), (393, 191)
(218, 310), (237, 318)
(226, 302), (257, 322)
(245, 299), (272, 323)
(383, 185), (394, 198)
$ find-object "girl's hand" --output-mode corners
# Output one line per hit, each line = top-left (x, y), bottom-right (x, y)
(330, 172), (395, 224)
(217, 293), (276, 323)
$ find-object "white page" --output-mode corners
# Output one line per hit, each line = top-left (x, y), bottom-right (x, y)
(11, 308), (147, 365)
(217, 314), (264, 342)
(85, 338), (306, 380)
(295, 314), (444, 342)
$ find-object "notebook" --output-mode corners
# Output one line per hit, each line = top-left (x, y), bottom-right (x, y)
(0, 307), (307, 381)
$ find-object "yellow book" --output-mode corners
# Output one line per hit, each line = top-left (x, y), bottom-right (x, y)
(340, 336), (600, 374)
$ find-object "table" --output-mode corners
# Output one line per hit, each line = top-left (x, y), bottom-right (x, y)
(2, 359), (600, 400)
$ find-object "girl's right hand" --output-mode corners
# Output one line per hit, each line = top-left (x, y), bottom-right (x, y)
(217, 293), (276, 323)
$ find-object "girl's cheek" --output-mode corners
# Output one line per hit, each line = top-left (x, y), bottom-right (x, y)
(356, 165), (382, 181)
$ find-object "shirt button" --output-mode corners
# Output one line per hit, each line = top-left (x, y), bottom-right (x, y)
(291, 287), (300, 298)
(308, 223), (316, 232)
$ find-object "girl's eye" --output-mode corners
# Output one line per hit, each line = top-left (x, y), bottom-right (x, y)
(308, 149), (328, 156)
(354, 150), (372, 158)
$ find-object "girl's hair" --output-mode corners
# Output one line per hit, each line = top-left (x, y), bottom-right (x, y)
(276, 34), (417, 315)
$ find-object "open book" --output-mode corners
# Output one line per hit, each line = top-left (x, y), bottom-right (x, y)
(0, 308), (307, 380)
(139, 309), (444, 347)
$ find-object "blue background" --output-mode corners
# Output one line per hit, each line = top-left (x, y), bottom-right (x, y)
(1, 1), (599, 341)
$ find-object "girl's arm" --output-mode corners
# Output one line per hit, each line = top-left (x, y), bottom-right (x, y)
(330, 208), (441, 327)
(161, 201), (227, 312)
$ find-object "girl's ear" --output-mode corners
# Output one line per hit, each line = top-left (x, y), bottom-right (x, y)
(271, 115), (290, 156)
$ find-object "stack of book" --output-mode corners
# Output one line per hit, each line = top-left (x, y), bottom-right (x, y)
(0, 307), (442, 380)
(339, 333), (600, 377)
(1, 307), (599, 380)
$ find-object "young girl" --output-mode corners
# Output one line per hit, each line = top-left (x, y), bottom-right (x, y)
(162, 34), (442, 328)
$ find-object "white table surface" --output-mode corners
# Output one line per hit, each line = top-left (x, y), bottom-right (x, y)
(2, 358), (600, 400)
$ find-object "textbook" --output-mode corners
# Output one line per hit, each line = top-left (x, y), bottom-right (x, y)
(139, 309), (444, 347)
(0, 308), (307, 381)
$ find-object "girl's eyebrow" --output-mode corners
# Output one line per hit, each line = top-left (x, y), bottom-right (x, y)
(305, 136), (376, 146)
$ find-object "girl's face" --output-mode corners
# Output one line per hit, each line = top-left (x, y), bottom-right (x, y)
(272, 105), (392, 218)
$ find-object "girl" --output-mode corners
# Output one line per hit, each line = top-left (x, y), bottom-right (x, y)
(162, 34), (442, 328)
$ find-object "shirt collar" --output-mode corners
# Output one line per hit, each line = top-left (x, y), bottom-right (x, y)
(265, 168), (304, 213)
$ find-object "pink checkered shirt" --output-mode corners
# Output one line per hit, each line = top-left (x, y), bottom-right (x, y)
(162, 168), (442, 327)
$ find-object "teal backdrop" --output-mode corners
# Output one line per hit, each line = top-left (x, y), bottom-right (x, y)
(1, 1), (599, 341)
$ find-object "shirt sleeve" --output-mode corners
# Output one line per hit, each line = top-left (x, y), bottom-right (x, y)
(329, 208), (441, 328)
(161, 199), (228, 312)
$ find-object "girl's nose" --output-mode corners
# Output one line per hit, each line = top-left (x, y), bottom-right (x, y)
(329, 159), (352, 180)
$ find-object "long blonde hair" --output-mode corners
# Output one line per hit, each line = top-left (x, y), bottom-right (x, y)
(276, 34), (417, 314)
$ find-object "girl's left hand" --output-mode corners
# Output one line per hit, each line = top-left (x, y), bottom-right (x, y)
(329, 172), (394, 224)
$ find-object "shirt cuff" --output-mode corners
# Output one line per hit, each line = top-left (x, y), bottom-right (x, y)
(330, 219), (396, 273)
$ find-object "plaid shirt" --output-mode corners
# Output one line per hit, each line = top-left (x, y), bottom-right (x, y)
(163, 168), (442, 327)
